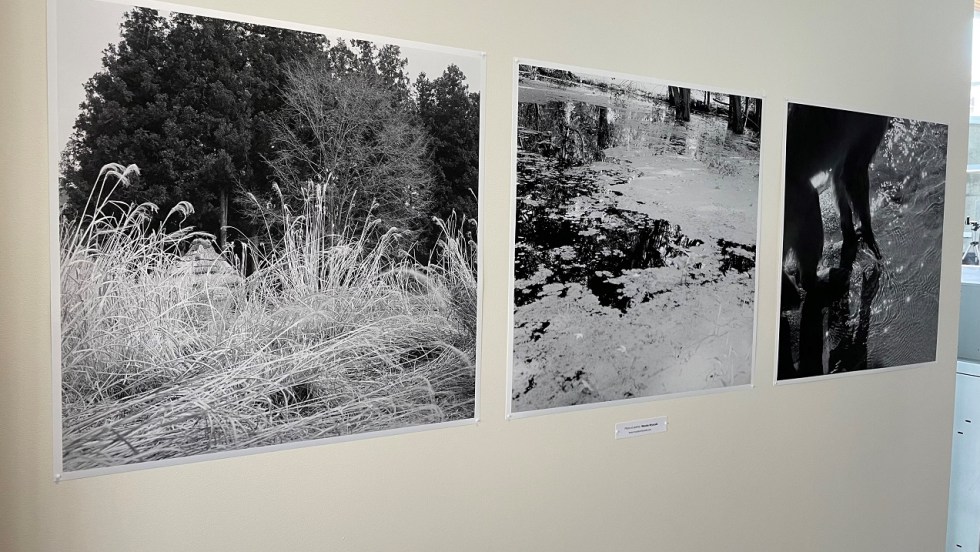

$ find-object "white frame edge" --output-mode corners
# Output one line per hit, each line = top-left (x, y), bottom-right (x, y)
(771, 96), (952, 388)
(50, 0), (487, 480)
(505, 57), (766, 420)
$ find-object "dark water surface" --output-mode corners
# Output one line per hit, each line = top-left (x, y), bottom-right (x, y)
(782, 120), (947, 375)
(853, 154), (944, 369)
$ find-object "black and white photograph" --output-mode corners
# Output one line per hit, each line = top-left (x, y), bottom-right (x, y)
(52, 0), (482, 473)
(510, 62), (761, 414)
(778, 102), (948, 381)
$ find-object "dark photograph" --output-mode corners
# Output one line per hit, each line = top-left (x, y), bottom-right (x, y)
(778, 102), (948, 380)
(511, 62), (761, 413)
(53, 0), (482, 473)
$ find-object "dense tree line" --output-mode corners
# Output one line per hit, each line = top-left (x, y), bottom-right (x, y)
(415, 66), (481, 250)
(61, 8), (480, 256)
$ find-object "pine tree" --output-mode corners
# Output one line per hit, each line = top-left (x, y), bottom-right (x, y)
(415, 65), (481, 233)
(60, 8), (326, 246)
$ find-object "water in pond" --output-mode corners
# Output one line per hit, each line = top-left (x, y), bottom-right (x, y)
(512, 75), (762, 412)
(515, 150), (758, 313)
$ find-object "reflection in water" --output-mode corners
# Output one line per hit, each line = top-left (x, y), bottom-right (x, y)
(515, 96), (756, 314)
(517, 99), (758, 169)
(513, 75), (764, 411)
(517, 101), (608, 167)
(828, 262), (881, 373)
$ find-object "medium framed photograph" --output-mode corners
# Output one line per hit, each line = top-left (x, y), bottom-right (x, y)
(50, 0), (484, 477)
(509, 60), (762, 415)
(777, 102), (948, 382)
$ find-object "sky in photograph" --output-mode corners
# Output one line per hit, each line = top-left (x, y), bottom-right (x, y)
(55, 0), (483, 154)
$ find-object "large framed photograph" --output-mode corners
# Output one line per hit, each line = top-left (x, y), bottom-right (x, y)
(50, 0), (483, 477)
(777, 102), (948, 381)
(509, 61), (762, 415)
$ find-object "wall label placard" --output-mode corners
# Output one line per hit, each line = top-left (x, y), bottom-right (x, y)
(614, 416), (668, 439)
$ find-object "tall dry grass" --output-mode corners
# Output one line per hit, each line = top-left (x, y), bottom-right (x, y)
(60, 164), (477, 471)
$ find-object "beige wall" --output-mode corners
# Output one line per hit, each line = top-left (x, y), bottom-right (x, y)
(0, 0), (971, 550)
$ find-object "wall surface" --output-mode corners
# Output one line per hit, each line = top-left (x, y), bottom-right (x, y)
(0, 0), (971, 550)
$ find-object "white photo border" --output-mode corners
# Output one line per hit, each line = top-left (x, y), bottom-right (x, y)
(505, 57), (766, 420)
(49, 0), (487, 480)
(771, 97), (951, 389)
